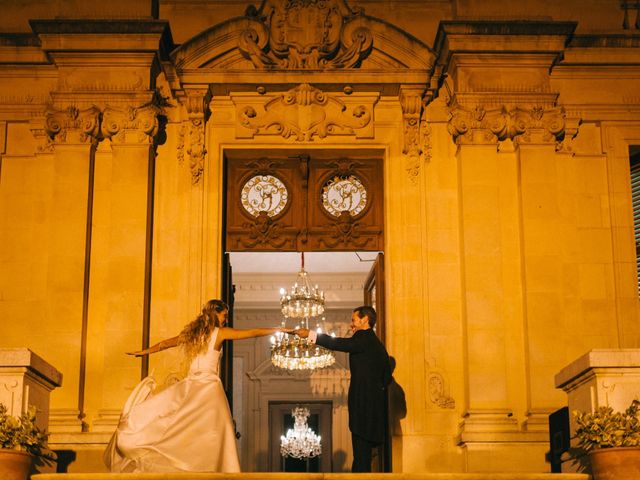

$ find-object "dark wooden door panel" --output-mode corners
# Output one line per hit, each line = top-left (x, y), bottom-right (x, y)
(225, 151), (383, 252)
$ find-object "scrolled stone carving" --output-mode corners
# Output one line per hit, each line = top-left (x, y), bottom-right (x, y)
(239, 83), (371, 141)
(239, 0), (371, 70)
(44, 106), (101, 144)
(181, 89), (211, 185)
(101, 104), (160, 144)
(448, 104), (568, 145)
(400, 87), (430, 182)
(176, 122), (187, 164)
(187, 118), (206, 184)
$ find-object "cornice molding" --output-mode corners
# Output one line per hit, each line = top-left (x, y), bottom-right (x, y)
(29, 19), (171, 36)
(569, 33), (640, 49)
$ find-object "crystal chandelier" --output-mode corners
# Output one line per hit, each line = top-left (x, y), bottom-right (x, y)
(280, 406), (322, 459)
(271, 252), (335, 370)
(279, 252), (325, 319)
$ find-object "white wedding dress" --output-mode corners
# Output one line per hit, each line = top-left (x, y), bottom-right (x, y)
(104, 327), (240, 472)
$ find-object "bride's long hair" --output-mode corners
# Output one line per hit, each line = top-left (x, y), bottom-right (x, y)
(179, 299), (228, 360)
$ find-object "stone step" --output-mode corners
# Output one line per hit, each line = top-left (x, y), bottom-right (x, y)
(33, 473), (591, 480)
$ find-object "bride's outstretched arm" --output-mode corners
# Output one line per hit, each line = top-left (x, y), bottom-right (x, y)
(215, 327), (293, 349)
(127, 336), (180, 356)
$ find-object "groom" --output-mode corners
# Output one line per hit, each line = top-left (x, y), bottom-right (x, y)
(296, 305), (391, 472)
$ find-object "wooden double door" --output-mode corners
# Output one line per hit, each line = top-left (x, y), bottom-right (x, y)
(224, 149), (383, 252)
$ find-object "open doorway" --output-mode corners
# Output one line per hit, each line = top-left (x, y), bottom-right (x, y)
(221, 149), (387, 472)
(227, 251), (380, 472)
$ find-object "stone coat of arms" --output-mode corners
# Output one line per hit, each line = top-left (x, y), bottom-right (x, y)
(240, 0), (373, 69)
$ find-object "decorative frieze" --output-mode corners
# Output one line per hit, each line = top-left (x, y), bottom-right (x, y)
(447, 104), (569, 146)
(236, 83), (373, 141)
(239, 0), (372, 70)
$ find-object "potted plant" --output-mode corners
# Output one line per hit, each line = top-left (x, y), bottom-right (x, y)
(574, 399), (640, 480)
(0, 403), (53, 480)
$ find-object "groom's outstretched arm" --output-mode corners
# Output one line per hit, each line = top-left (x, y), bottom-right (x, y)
(297, 328), (365, 353)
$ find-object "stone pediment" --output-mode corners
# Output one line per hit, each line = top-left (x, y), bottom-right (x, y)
(171, 0), (435, 75)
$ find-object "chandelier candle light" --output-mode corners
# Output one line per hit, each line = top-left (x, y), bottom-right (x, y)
(280, 406), (322, 459)
(271, 252), (335, 370)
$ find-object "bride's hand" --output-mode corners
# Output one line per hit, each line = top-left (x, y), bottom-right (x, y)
(126, 350), (148, 357)
(279, 328), (295, 334)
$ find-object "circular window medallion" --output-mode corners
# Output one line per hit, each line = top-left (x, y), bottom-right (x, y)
(241, 175), (288, 217)
(322, 175), (367, 217)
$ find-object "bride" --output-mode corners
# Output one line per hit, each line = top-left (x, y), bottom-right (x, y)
(104, 299), (291, 473)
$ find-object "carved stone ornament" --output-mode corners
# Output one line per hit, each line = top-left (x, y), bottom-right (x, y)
(238, 83), (372, 141)
(188, 118), (206, 184)
(241, 174), (289, 217)
(242, 211), (289, 248)
(447, 104), (567, 146)
(101, 104), (160, 144)
(400, 87), (430, 182)
(321, 174), (367, 217)
(428, 372), (455, 409)
(182, 89), (211, 185)
(44, 106), (101, 144)
(319, 211), (373, 249)
(239, 0), (372, 69)
(29, 123), (55, 153)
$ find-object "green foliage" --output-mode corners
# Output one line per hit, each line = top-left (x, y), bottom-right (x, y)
(0, 403), (52, 460)
(574, 399), (640, 451)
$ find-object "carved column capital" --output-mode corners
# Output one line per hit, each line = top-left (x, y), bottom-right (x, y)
(447, 104), (572, 147)
(44, 106), (101, 145)
(101, 104), (161, 145)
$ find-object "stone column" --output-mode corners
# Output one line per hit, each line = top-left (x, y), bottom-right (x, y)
(0, 349), (62, 430)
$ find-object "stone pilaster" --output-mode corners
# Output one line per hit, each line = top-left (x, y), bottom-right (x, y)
(435, 23), (579, 464)
(80, 102), (160, 431)
(40, 106), (100, 433)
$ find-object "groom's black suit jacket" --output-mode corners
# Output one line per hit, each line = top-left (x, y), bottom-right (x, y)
(316, 328), (391, 443)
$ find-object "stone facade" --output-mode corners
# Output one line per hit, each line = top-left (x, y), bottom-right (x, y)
(1, 0), (639, 474)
